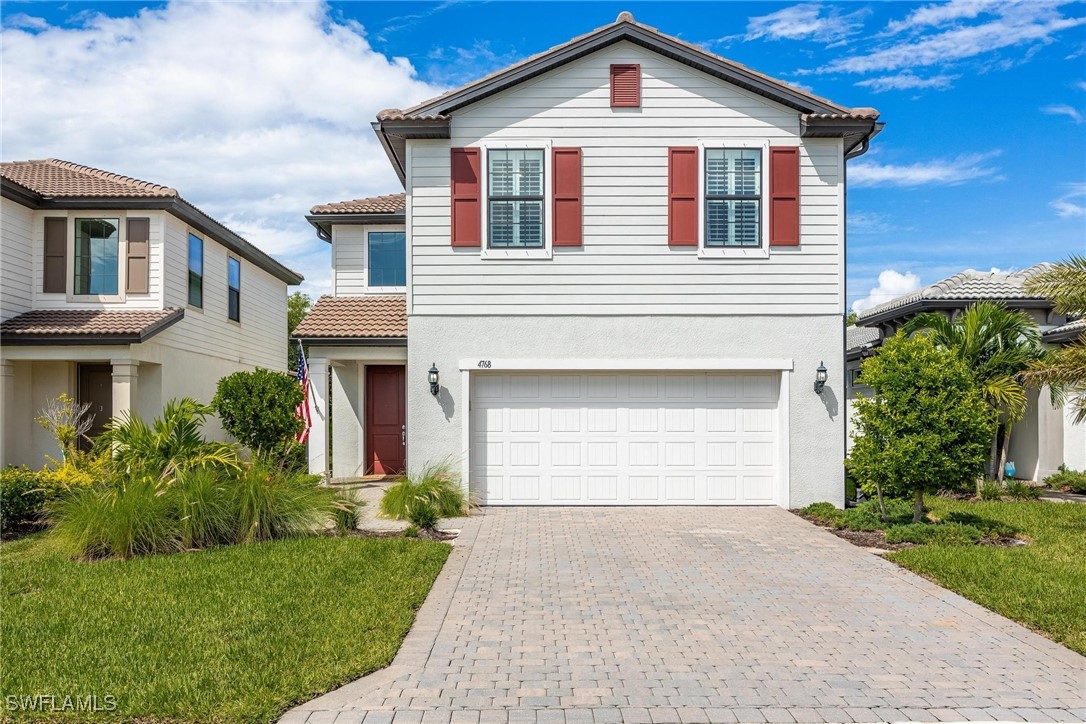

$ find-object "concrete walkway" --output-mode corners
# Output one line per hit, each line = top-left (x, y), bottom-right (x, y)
(284, 508), (1086, 724)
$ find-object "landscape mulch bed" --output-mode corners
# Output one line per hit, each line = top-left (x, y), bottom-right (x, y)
(794, 512), (1027, 552)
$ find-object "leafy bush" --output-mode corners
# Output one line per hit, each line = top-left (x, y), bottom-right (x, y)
(1004, 479), (1043, 501)
(978, 480), (1005, 501)
(1044, 465), (1086, 494)
(213, 369), (304, 458)
(232, 464), (335, 543)
(798, 501), (839, 525)
(848, 333), (995, 522)
(1, 467), (47, 527)
(885, 522), (983, 546)
(380, 461), (468, 521)
(798, 499), (914, 531)
(102, 398), (238, 479)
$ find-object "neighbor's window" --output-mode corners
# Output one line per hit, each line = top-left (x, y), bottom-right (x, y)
(367, 231), (406, 287)
(73, 218), (120, 295)
(488, 149), (544, 248)
(705, 148), (762, 247)
(227, 257), (241, 322)
(188, 233), (203, 308)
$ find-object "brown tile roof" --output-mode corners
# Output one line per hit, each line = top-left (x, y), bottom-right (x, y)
(310, 193), (406, 216)
(1, 308), (184, 344)
(1, 159), (178, 198)
(292, 295), (406, 339)
(376, 110), (448, 122)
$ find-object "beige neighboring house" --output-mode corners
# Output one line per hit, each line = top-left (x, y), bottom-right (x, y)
(0, 159), (303, 468)
(847, 266), (1086, 482)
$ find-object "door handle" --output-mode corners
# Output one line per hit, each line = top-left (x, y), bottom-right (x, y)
(401, 424), (406, 447)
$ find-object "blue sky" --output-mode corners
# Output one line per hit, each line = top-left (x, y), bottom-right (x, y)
(2, 1), (1084, 309)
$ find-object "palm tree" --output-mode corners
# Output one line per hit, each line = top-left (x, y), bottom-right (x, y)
(1023, 256), (1086, 422)
(904, 301), (1045, 483)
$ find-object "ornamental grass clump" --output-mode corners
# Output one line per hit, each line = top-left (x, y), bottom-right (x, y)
(380, 461), (469, 524)
(232, 463), (336, 543)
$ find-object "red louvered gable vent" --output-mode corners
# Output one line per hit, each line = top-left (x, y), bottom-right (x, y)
(610, 64), (640, 108)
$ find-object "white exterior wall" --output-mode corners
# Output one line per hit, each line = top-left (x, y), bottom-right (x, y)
(1064, 407), (1086, 472)
(332, 223), (407, 296)
(158, 213), (287, 372)
(407, 315), (845, 508)
(1, 198), (35, 321)
(407, 40), (844, 316)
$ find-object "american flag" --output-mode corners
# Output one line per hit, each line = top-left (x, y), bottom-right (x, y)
(296, 344), (311, 444)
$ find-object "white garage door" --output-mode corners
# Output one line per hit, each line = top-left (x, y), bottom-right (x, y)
(469, 371), (781, 505)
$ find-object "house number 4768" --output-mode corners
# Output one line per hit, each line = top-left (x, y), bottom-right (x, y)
(477, 360), (492, 369)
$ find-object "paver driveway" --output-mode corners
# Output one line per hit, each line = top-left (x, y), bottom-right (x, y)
(285, 508), (1086, 724)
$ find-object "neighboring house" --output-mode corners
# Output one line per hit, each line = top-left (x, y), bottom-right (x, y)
(1, 159), (303, 468)
(846, 266), (1085, 481)
(295, 13), (883, 508)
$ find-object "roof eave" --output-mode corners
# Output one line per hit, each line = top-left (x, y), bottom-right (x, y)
(0, 308), (184, 346)
(372, 118), (451, 187)
(291, 335), (408, 347)
(305, 211), (406, 243)
(857, 297), (1053, 327)
(1043, 328), (1085, 345)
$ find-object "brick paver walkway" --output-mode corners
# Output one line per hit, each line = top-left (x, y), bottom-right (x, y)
(284, 508), (1086, 723)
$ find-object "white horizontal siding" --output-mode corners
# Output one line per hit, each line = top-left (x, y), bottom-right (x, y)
(158, 213), (288, 371)
(407, 40), (844, 316)
(0, 198), (34, 321)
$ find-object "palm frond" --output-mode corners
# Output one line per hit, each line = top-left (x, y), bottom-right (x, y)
(1023, 256), (1086, 317)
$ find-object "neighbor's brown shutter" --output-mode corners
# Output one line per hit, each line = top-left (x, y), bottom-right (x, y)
(552, 147), (583, 247)
(450, 148), (481, 247)
(769, 146), (800, 247)
(126, 218), (150, 293)
(43, 217), (67, 293)
(610, 64), (641, 108)
(667, 147), (698, 246)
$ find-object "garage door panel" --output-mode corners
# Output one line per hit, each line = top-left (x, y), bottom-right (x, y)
(471, 372), (779, 505)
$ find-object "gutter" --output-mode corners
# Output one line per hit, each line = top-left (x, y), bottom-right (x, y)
(291, 336), (408, 347)
(305, 211), (406, 243)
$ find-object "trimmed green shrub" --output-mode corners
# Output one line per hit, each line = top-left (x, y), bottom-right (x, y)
(798, 501), (839, 525)
(232, 464), (335, 543)
(1004, 479), (1043, 500)
(1, 467), (47, 527)
(213, 369), (304, 457)
(835, 498), (914, 531)
(380, 461), (468, 521)
(885, 522), (983, 546)
(848, 333), (995, 522)
(1044, 465), (1086, 494)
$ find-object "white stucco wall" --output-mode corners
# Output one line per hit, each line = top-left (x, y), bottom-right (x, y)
(406, 314), (845, 508)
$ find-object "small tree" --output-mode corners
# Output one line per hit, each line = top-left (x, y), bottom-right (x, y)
(287, 291), (312, 372)
(213, 369), (304, 459)
(35, 393), (94, 459)
(849, 332), (994, 523)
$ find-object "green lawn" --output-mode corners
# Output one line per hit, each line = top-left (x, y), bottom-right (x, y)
(1, 534), (450, 722)
(887, 498), (1086, 656)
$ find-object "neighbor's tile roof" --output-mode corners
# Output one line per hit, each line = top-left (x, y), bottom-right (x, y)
(1043, 319), (1085, 342)
(0, 308), (184, 342)
(846, 325), (881, 351)
(310, 193), (406, 215)
(856, 265), (1053, 322)
(1, 159), (178, 198)
(292, 295), (407, 339)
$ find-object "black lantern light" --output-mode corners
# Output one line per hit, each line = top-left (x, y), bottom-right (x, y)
(428, 363), (440, 396)
(814, 361), (827, 395)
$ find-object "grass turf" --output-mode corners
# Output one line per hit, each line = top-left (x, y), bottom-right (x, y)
(887, 497), (1086, 656)
(1, 533), (450, 722)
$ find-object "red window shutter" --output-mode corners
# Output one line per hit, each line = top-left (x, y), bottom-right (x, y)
(769, 146), (800, 247)
(43, 217), (67, 293)
(450, 148), (481, 247)
(552, 147), (582, 247)
(610, 64), (640, 108)
(668, 147), (698, 246)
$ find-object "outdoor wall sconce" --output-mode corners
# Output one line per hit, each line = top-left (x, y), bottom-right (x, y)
(814, 362), (828, 395)
(428, 363), (440, 396)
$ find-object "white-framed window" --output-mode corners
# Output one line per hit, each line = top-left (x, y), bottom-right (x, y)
(696, 139), (772, 259)
(188, 232), (203, 308)
(73, 218), (121, 296)
(227, 256), (241, 323)
(480, 141), (552, 260)
(367, 230), (407, 288)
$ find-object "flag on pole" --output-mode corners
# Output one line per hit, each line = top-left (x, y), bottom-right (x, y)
(296, 343), (311, 444)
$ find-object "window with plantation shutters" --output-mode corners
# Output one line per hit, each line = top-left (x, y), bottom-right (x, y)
(705, 148), (762, 248)
(488, 148), (544, 248)
(610, 64), (640, 107)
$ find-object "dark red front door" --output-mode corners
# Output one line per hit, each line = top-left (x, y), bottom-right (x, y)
(366, 365), (406, 475)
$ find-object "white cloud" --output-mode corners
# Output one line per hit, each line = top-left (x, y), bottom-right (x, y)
(883, 0), (1007, 35)
(850, 151), (1003, 188)
(1077, 80), (1086, 91)
(855, 72), (960, 92)
(745, 4), (867, 43)
(1050, 183), (1086, 218)
(824, 1), (1086, 74)
(1, 2), (445, 297)
(852, 270), (923, 314)
(1041, 103), (1085, 122)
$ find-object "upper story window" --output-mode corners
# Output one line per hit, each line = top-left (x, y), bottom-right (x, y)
(368, 231), (406, 287)
(705, 148), (762, 248)
(227, 257), (241, 322)
(488, 149), (544, 248)
(188, 233), (203, 308)
(73, 218), (120, 295)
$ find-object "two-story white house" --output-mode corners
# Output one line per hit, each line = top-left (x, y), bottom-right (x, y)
(294, 13), (882, 508)
(1, 159), (303, 467)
